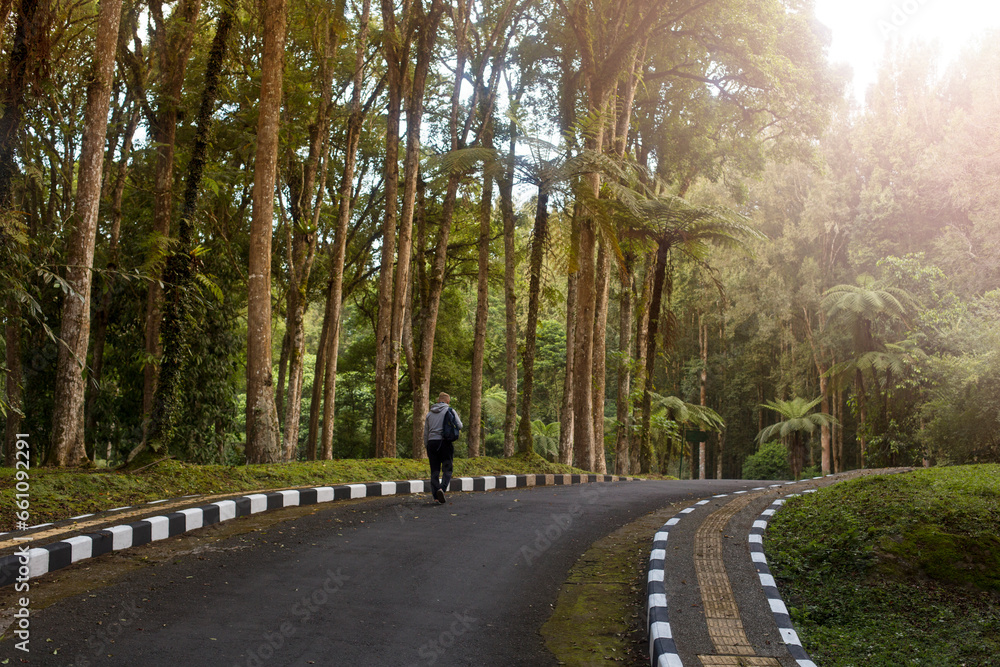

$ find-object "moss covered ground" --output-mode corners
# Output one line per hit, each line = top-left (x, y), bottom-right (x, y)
(542, 504), (682, 665)
(765, 465), (1000, 666)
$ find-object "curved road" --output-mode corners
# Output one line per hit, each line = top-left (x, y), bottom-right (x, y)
(6, 479), (767, 666)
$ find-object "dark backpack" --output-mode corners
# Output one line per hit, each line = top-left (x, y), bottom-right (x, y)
(442, 408), (461, 442)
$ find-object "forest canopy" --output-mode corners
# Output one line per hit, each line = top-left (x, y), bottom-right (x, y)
(1, 0), (998, 477)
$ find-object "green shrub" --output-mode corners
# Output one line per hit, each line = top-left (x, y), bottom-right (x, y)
(742, 440), (792, 480)
(484, 431), (505, 458)
(801, 465), (821, 479)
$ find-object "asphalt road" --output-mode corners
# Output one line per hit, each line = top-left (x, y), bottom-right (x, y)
(2, 479), (767, 667)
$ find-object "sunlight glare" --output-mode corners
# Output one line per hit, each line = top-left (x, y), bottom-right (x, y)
(814, 0), (1000, 100)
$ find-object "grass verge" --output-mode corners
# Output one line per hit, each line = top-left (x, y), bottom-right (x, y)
(765, 465), (1000, 666)
(0, 452), (608, 532)
(542, 504), (681, 665)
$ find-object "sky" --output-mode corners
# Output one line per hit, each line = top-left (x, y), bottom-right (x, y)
(813, 0), (1000, 101)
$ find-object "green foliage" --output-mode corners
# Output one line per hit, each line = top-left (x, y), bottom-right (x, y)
(741, 441), (792, 480)
(531, 320), (567, 423)
(756, 397), (836, 447)
(320, 299), (379, 459)
(1, 214), (34, 420)
(651, 393), (725, 432)
(880, 526), (1000, 592)
(765, 466), (1000, 666)
(3, 0), (997, 479)
(483, 431), (505, 458)
(168, 293), (242, 463)
(530, 419), (560, 461)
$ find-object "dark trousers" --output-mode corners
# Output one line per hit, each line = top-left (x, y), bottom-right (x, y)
(427, 439), (454, 495)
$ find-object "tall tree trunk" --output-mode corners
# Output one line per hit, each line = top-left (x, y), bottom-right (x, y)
(407, 179), (427, 455)
(591, 241), (610, 473)
(410, 174), (458, 459)
(373, 0), (403, 459)
(391, 0), (443, 457)
(856, 373), (867, 468)
(833, 389), (844, 472)
(281, 177), (322, 462)
(499, 118), (518, 458)
(516, 187), (549, 455)
(282, 230), (323, 458)
(86, 103), (139, 438)
(803, 307), (832, 474)
(571, 85), (611, 471)
(558, 2), (652, 473)
(141, 0), (203, 441)
(613, 266), (633, 475)
(558, 271), (577, 465)
(320, 0), (371, 461)
(630, 251), (654, 473)
(468, 131), (492, 459)
(306, 276), (333, 460)
(717, 431), (725, 479)
(717, 310), (726, 479)
(48, 0), (123, 466)
(411, 2), (475, 460)
(639, 240), (669, 473)
(818, 373), (830, 473)
(602, 42), (644, 476)
(374, 0), (445, 459)
(275, 327), (290, 425)
(464, 11), (516, 459)
(572, 196), (597, 471)
(698, 311), (707, 479)
(282, 14), (337, 461)
(245, 0), (287, 464)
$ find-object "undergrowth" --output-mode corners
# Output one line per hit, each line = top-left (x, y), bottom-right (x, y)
(765, 465), (1000, 666)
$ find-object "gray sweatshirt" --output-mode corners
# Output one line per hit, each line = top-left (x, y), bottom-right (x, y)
(424, 402), (463, 443)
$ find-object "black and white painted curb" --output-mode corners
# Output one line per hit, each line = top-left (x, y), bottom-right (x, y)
(0, 495), (205, 538)
(647, 487), (767, 667)
(1, 473), (634, 589)
(647, 481), (821, 667)
(750, 492), (818, 667)
(646, 497), (710, 667)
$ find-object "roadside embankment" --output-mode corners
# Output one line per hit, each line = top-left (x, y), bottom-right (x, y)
(765, 465), (1000, 666)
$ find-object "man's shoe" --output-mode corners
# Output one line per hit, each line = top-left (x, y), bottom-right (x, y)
(436, 489), (446, 504)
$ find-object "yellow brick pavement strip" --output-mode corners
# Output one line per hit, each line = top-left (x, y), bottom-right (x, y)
(692, 491), (782, 664)
(698, 656), (783, 666)
(647, 487), (788, 667)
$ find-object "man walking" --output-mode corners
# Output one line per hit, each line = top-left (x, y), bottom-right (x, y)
(424, 392), (462, 504)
